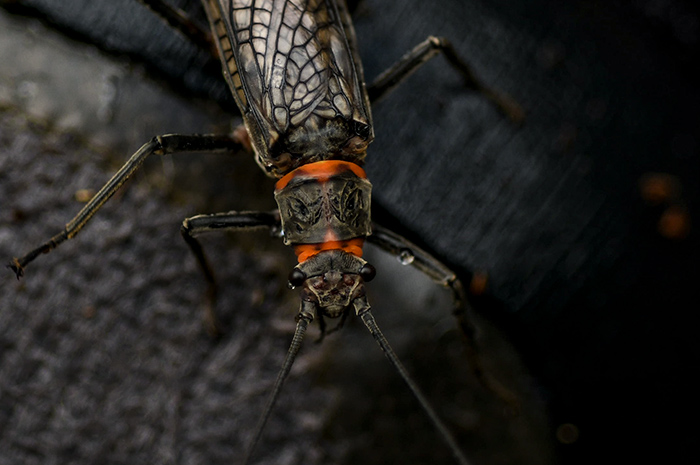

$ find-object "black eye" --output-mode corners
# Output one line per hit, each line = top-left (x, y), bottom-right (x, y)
(359, 264), (376, 282)
(288, 269), (306, 287)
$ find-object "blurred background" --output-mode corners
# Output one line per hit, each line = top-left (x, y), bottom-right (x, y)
(1, 1), (697, 464)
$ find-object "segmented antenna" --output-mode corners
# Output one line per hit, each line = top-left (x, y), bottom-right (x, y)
(353, 296), (472, 465)
(242, 310), (314, 465)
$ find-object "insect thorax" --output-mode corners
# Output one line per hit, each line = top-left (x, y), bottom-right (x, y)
(274, 160), (372, 247)
(253, 115), (373, 178)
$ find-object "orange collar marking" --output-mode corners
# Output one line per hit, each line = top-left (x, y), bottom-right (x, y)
(275, 160), (367, 190)
(294, 238), (365, 263)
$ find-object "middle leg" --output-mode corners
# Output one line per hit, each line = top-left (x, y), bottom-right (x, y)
(367, 36), (524, 123)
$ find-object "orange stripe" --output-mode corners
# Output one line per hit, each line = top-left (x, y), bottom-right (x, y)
(275, 160), (366, 190)
(294, 238), (365, 263)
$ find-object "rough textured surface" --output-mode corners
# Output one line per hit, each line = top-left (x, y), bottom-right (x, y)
(1, 0), (698, 464)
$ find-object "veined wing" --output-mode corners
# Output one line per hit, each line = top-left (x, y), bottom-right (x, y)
(202, 0), (373, 177)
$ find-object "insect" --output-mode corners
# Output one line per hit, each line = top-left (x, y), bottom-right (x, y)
(7, 0), (522, 463)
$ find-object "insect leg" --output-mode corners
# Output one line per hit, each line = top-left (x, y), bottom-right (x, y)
(8, 134), (244, 278)
(180, 210), (280, 334)
(367, 36), (524, 123)
(135, 0), (216, 57)
(368, 223), (520, 410)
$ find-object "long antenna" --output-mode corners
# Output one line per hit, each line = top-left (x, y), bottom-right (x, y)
(242, 310), (313, 465)
(353, 296), (472, 465)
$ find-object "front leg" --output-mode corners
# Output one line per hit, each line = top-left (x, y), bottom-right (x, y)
(368, 223), (519, 410)
(181, 210), (280, 335)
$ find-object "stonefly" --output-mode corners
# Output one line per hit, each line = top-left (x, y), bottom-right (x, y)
(8, 1), (522, 463)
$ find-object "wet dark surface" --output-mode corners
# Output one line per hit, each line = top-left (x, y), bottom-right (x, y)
(1, 0), (699, 464)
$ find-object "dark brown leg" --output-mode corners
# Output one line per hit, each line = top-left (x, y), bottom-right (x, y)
(367, 36), (524, 123)
(8, 134), (244, 278)
(368, 223), (520, 410)
(180, 210), (280, 335)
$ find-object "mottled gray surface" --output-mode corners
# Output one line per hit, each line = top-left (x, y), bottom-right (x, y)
(0, 5), (550, 465)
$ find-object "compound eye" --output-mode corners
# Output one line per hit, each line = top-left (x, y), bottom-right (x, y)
(288, 268), (306, 287)
(359, 263), (376, 282)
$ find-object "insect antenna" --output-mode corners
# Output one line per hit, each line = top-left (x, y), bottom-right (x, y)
(242, 309), (314, 465)
(353, 296), (472, 465)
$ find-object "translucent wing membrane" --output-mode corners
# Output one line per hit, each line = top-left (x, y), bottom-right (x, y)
(203, 0), (373, 176)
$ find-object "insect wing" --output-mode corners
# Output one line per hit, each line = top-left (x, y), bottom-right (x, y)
(202, 0), (373, 177)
